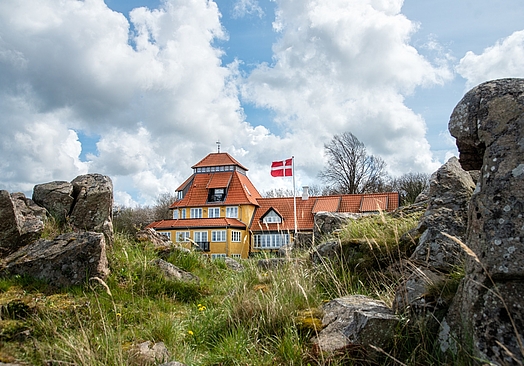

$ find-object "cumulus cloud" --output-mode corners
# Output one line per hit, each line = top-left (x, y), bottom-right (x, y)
(456, 30), (524, 89)
(0, 0), (456, 205)
(243, 0), (452, 176)
(232, 0), (264, 18)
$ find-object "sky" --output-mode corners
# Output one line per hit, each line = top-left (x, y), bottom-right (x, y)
(1, 0), (523, 206)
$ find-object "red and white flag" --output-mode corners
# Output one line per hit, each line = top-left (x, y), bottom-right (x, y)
(271, 158), (293, 177)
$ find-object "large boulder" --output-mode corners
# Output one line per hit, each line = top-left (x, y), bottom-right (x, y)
(445, 78), (524, 364)
(32, 181), (74, 223)
(1, 232), (109, 287)
(314, 211), (361, 238)
(0, 191), (47, 257)
(70, 174), (114, 246)
(135, 228), (172, 249)
(312, 295), (398, 354)
(409, 157), (475, 271)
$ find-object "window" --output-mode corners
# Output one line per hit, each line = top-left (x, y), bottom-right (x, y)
(208, 207), (220, 218)
(231, 231), (241, 242)
(226, 206), (238, 218)
(176, 231), (190, 242)
(159, 231), (171, 240)
(253, 234), (290, 249)
(180, 209), (186, 219)
(212, 230), (226, 242)
(194, 231), (208, 242)
(231, 254), (241, 259)
(208, 188), (226, 202)
(211, 253), (226, 260)
(263, 210), (282, 224)
(190, 208), (202, 218)
(172, 210), (179, 219)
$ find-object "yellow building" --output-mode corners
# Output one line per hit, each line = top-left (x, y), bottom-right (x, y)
(147, 151), (400, 258)
(147, 152), (261, 259)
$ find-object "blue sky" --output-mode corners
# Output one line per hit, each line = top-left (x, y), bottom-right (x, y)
(1, 0), (523, 206)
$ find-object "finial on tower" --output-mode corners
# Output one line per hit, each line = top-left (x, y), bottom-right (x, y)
(216, 140), (221, 153)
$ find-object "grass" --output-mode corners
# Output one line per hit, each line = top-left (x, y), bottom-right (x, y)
(0, 210), (482, 365)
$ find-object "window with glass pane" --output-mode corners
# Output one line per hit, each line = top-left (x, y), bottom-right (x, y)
(226, 206), (238, 218)
(190, 208), (202, 218)
(194, 231), (208, 242)
(212, 230), (226, 242)
(232, 231), (241, 242)
(176, 231), (190, 242)
(262, 210), (282, 223)
(208, 207), (220, 218)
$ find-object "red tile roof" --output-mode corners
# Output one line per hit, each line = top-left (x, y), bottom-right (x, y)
(207, 172), (233, 189)
(360, 194), (388, 212)
(250, 192), (399, 232)
(170, 170), (261, 208)
(192, 153), (248, 171)
(312, 196), (341, 213)
(147, 218), (246, 230)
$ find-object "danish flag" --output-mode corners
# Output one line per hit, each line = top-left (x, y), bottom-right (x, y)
(271, 158), (293, 177)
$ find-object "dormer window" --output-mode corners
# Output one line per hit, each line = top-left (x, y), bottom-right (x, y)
(262, 210), (282, 224)
(208, 188), (226, 202)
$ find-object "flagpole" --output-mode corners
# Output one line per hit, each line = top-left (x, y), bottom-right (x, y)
(292, 156), (297, 237)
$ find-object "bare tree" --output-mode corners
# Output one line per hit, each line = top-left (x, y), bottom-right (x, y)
(389, 172), (430, 205)
(154, 192), (177, 220)
(263, 188), (295, 198)
(319, 132), (388, 194)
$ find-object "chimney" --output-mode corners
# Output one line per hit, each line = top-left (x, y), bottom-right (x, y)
(302, 186), (309, 200)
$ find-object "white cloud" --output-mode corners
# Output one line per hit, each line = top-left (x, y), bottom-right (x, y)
(232, 0), (264, 18)
(0, 0), (458, 205)
(456, 30), (524, 89)
(243, 0), (451, 176)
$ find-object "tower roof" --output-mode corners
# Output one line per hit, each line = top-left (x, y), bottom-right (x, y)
(192, 152), (248, 171)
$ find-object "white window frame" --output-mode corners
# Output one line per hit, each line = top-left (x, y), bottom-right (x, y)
(231, 231), (241, 242)
(208, 207), (220, 218)
(194, 231), (208, 243)
(231, 254), (241, 259)
(190, 208), (202, 218)
(226, 206), (238, 218)
(211, 230), (226, 242)
(253, 233), (290, 249)
(159, 231), (171, 240)
(263, 210), (282, 224)
(172, 210), (179, 219)
(176, 231), (190, 242)
(211, 253), (226, 260)
(180, 209), (186, 219)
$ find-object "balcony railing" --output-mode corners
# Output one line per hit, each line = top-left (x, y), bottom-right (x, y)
(194, 241), (210, 252)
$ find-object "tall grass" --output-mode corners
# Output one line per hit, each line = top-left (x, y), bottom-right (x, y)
(0, 209), (487, 365)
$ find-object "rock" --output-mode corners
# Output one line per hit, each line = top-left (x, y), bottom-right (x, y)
(410, 157), (475, 271)
(130, 341), (170, 365)
(32, 181), (74, 223)
(445, 78), (524, 364)
(277, 242), (293, 257)
(150, 259), (199, 282)
(310, 240), (341, 264)
(312, 295), (398, 353)
(224, 256), (244, 271)
(136, 228), (172, 249)
(1, 232), (109, 287)
(0, 191), (47, 257)
(70, 174), (114, 246)
(314, 211), (361, 238)
(392, 266), (447, 316)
